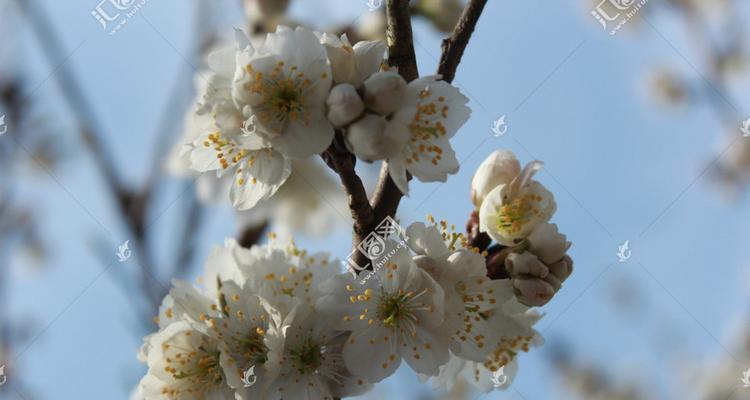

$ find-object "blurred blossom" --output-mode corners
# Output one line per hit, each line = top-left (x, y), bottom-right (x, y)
(413, 0), (465, 33)
(549, 346), (651, 400)
(645, 68), (689, 107)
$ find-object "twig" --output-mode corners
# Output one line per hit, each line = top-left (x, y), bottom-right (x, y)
(322, 134), (374, 239)
(437, 0), (488, 83)
(371, 0), (488, 224)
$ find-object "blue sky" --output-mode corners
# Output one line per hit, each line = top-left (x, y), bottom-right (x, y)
(6, 0), (750, 399)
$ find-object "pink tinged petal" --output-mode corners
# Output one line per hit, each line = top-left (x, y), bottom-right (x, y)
(343, 326), (401, 383)
(505, 252), (549, 278)
(512, 277), (555, 307)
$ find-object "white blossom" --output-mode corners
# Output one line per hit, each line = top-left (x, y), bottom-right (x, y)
(406, 221), (514, 361)
(317, 33), (387, 87)
(139, 321), (235, 399)
(478, 158), (556, 246)
(181, 39), (293, 211)
(263, 302), (372, 399)
(429, 301), (543, 393)
(318, 240), (449, 382)
(233, 26), (334, 158)
(384, 76), (471, 195)
(471, 150), (522, 208)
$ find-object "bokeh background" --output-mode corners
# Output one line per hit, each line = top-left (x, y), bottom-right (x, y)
(3, 0), (750, 399)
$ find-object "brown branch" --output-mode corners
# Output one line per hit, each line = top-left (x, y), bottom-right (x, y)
(322, 134), (375, 240)
(369, 0), (420, 226)
(370, 0), (488, 224)
(385, 0), (419, 82)
(437, 0), (488, 83)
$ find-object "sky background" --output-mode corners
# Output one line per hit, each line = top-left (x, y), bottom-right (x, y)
(4, 0), (750, 399)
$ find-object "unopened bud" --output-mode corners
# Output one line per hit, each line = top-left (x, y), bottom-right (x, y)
(548, 255), (573, 283)
(363, 71), (407, 116)
(527, 223), (570, 264)
(506, 251), (549, 279)
(512, 277), (555, 307)
(345, 114), (389, 162)
(327, 83), (365, 127)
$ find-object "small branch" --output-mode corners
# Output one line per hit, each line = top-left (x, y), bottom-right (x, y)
(437, 0), (488, 83)
(371, 0), (488, 224)
(385, 0), (419, 82)
(322, 134), (374, 239)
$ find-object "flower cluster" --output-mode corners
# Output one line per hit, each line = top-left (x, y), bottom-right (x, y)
(473, 150), (573, 306)
(149, 21), (574, 399)
(181, 25), (470, 210)
(137, 219), (552, 399)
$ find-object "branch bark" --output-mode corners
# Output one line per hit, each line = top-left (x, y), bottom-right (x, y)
(370, 0), (488, 225)
(437, 0), (488, 83)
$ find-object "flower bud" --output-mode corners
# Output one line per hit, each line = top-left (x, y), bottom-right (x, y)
(327, 84), (365, 127)
(505, 251), (548, 279)
(548, 255), (573, 283)
(471, 150), (521, 207)
(244, 0), (290, 23)
(512, 277), (555, 307)
(363, 71), (407, 116)
(527, 223), (570, 264)
(345, 114), (390, 162)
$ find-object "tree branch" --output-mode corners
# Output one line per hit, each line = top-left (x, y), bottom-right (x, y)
(322, 134), (374, 239)
(370, 0), (488, 224)
(369, 0), (420, 226)
(437, 0), (488, 83)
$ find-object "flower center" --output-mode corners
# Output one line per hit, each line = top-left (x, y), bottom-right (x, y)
(290, 338), (323, 374)
(168, 340), (223, 388)
(234, 328), (268, 365)
(377, 292), (410, 328)
(495, 192), (543, 236)
(245, 61), (315, 133)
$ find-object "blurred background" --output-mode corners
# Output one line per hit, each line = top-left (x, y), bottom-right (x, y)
(2, 0), (750, 398)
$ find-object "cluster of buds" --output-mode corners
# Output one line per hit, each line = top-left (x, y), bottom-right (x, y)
(327, 70), (408, 162)
(469, 150), (573, 306)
